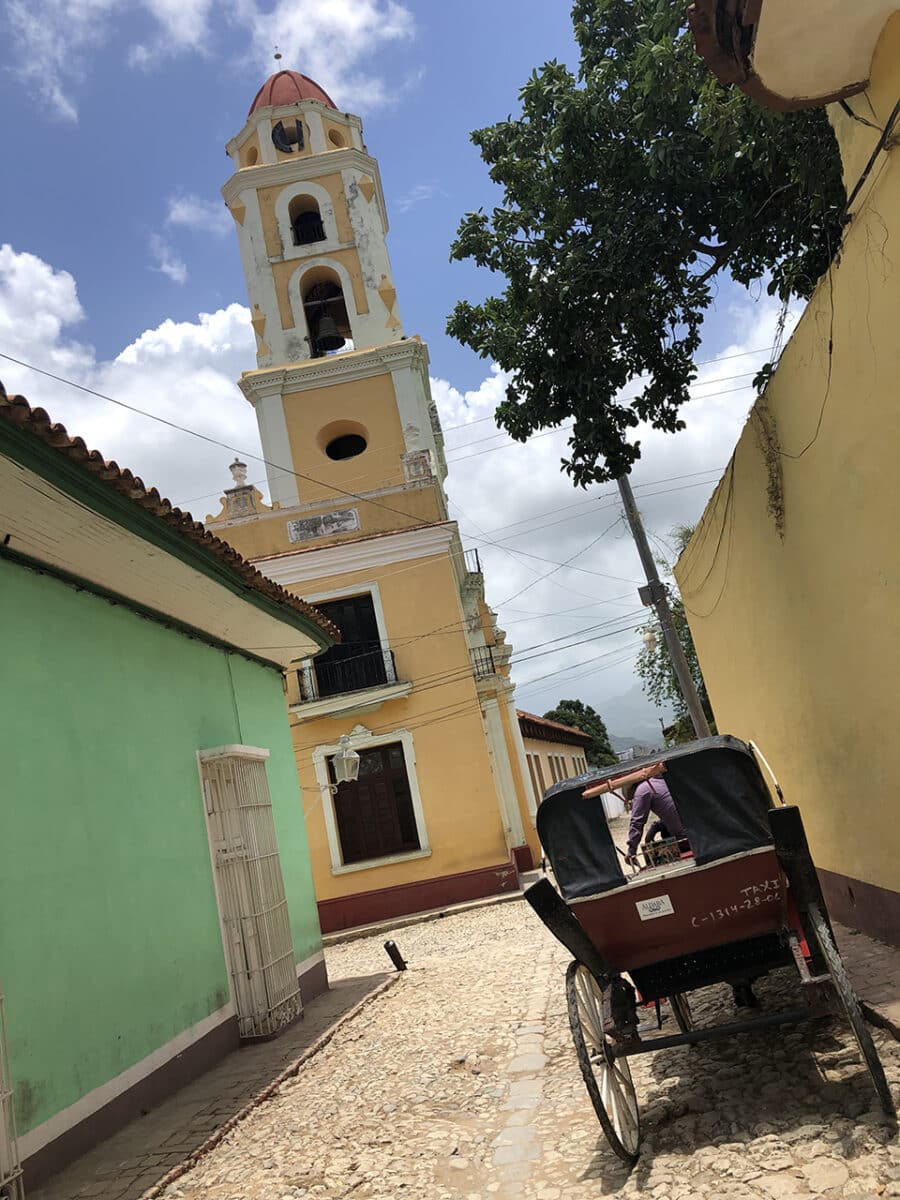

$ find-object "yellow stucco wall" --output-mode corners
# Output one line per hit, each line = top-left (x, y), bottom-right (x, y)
(207, 366), (446, 557)
(496, 699), (542, 864)
(212, 489), (445, 561)
(284, 553), (511, 900)
(521, 736), (589, 809)
(271, 250), (368, 332)
(676, 18), (900, 903)
(239, 132), (261, 169)
(284, 373), (404, 500)
(322, 118), (352, 150)
(257, 175), (354, 254)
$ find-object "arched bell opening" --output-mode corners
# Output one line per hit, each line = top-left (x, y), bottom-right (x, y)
(301, 267), (352, 358)
(289, 195), (326, 246)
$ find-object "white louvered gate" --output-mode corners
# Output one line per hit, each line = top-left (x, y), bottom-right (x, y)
(199, 748), (302, 1039)
(0, 983), (24, 1200)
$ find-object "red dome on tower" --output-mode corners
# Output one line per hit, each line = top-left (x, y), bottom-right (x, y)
(248, 70), (337, 116)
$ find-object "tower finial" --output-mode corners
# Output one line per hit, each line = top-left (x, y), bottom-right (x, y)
(273, 45), (282, 62)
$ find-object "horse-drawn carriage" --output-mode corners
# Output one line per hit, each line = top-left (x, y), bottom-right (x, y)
(525, 735), (895, 1162)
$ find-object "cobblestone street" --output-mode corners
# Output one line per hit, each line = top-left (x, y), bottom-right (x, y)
(153, 902), (899, 1200)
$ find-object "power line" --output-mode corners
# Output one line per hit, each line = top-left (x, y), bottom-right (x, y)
(282, 614), (647, 743)
(512, 645), (639, 698)
(444, 383), (756, 466)
(452, 474), (730, 598)
(497, 515), (624, 607)
(437, 344), (775, 436)
(486, 474), (725, 546)
(0, 353), (730, 606)
(0, 350), (445, 532)
(291, 638), (644, 760)
(514, 653), (637, 702)
(282, 609), (645, 697)
(505, 596), (633, 617)
(444, 371), (758, 454)
(0, 348), (646, 585)
(448, 497), (638, 604)
(473, 467), (724, 541)
(167, 345), (748, 510)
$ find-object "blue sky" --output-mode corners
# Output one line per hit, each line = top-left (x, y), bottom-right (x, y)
(0, 0), (793, 735)
(1, 0), (578, 386)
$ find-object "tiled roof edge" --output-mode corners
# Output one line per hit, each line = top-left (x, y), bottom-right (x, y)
(517, 708), (593, 744)
(0, 385), (340, 646)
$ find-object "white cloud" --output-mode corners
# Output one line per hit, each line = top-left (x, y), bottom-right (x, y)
(6, 0), (120, 122)
(8, 0), (414, 121)
(396, 183), (443, 214)
(166, 194), (233, 237)
(0, 244), (259, 517)
(232, 0), (413, 110)
(128, 0), (214, 67)
(431, 296), (797, 729)
(0, 244), (793, 738)
(148, 234), (188, 284)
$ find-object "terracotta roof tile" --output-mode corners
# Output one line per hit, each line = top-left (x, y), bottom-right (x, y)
(0, 385), (339, 644)
(517, 708), (593, 745)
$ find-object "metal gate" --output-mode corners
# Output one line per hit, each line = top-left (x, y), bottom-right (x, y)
(0, 982), (24, 1200)
(199, 747), (301, 1039)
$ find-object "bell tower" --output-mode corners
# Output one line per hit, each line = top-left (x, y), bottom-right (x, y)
(207, 66), (539, 933)
(221, 68), (446, 519)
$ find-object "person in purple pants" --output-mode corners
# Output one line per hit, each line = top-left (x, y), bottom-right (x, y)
(625, 775), (687, 865)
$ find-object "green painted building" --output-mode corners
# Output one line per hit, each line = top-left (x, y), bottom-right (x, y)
(0, 387), (336, 1189)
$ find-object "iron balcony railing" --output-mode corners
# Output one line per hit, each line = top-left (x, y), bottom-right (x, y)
(298, 645), (399, 703)
(471, 645), (496, 679)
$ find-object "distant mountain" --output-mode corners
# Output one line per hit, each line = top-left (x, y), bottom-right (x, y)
(609, 733), (657, 753)
(602, 682), (671, 750)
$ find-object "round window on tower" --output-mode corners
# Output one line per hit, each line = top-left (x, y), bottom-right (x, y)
(326, 434), (367, 460)
(318, 420), (369, 462)
(328, 128), (346, 148)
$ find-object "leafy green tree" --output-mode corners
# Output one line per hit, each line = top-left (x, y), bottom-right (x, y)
(635, 526), (715, 743)
(543, 699), (617, 766)
(447, 0), (844, 485)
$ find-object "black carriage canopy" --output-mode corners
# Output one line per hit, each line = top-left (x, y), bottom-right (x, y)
(536, 736), (776, 900)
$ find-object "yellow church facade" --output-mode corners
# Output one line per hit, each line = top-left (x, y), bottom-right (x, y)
(206, 70), (539, 931)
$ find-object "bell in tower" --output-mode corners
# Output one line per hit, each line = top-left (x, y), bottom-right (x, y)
(303, 279), (348, 356)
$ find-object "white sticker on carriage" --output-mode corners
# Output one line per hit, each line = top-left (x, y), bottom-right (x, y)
(635, 894), (675, 920)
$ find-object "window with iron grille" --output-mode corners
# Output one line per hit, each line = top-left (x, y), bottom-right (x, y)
(330, 742), (420, 865)
(470, 646), (495, 679)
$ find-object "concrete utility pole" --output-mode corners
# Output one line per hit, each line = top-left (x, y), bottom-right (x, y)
(617, 473), (712, 740)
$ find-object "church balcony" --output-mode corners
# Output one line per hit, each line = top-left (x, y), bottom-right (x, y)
(471, 646), (496, 679)
(461, 547), (485, 605)
(291, 646), (412, 719)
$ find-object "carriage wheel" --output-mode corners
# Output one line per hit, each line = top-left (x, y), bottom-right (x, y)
(807, 905), (895, 1116)
(566, 961), (641, 1162)
(670, 993), (696, 1042)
